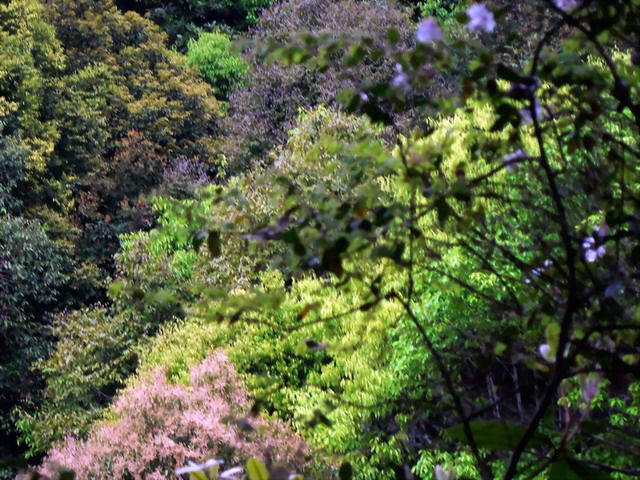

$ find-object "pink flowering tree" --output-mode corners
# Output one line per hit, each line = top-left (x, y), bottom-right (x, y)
(37, 350), (307, 480)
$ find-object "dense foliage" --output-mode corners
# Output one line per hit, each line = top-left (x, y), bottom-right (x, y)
(223, 0), (413, 169)
(186, 31), (248, 100)
(2, 0), (640, 479)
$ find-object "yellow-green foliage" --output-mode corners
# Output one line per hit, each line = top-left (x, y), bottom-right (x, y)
(44, 0), (224, 164)
(0, 0), (63, 170)
(185, 31), (248, 100)
(114, 103), (522, 479)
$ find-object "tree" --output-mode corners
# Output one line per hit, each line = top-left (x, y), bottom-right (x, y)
(0, 216), (71, 463)
(223, 0), (413, 170)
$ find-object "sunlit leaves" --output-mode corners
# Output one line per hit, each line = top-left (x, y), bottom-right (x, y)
(246, 458), (269, 480)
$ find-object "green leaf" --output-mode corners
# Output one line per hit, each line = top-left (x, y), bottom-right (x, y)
(549, 459), (612, 480)
(494, 342), (507, 355)
(247, 458), (269, 480)
(322, 247), (344, 278)
(446, 421), (549, 450)
(387, 28), (400, 45)
(339, 462), (353, 480)
(108, 281), (124, 298)
(188, 472), (208, 480)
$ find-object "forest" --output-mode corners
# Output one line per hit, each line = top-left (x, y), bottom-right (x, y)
(0, 0), (639, 478)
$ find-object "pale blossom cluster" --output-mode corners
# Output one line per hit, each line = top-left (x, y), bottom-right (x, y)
(519, 99), (544, 123)
(392, 63), (411, 93)
(38, 350), (307, 480)
(554, 0), (579, 11)
(416, 18), (443, 43)
(539, 344), (554, 362)
(466, 4), (496, 33)
(582, 236), (606, 262)
(581, 374), (601, 405)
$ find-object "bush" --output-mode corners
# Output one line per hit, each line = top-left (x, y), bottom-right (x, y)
(38, 350), (308, 480)
(186, 31), (248, 100)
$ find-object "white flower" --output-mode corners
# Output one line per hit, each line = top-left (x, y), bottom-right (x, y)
(503, 149), (527, 172)
(583, 236), (606, 262)
(392, 63), (411, 93)
(360, 92), (369, 102)
(519, 99), (543, 123)
(554, 0), (578, 11)
(220, 466), (243, 479)
(582, 236), (595, 250)
(539, 344), (554, 362)
(176, 462), (201, 475)
(176, 459), (223, 476)
(417, 18), (443, 43)
(467, 4), (496, 33)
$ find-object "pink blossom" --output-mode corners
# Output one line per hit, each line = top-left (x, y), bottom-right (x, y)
(39, 350), (308, 480)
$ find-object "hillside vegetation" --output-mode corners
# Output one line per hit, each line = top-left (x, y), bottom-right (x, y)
(1, 1), (639, 479)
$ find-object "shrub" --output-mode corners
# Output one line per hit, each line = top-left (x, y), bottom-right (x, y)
(39, 350), (308, 480)
(186, 31), (248, 100)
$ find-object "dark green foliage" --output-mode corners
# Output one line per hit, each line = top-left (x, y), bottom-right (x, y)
(19, 299), (184, 455)
(0, 216), (70, 458)
(129, 0), (274, 49)
(0, 138), (28, 214)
